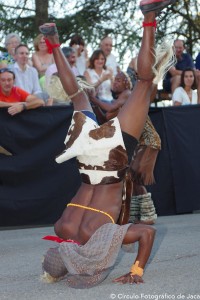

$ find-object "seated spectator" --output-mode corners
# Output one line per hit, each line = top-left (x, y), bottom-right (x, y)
(0, 68), (45, 115)
(69, 34), (88, 76)
(84, 49), (113, 103)
(12, 44), (41, 94)
(172, 68), (197, 106)
(32, 34), (54, 77)
(163, 39), (195, 94)
(62, 47), (79, 76)
(0, 33), (21, 68)
(11, 44), (50, 104)
(195, 53), (200, 70)
(45, 47), (79, 90)
(100, 36), (119, 76)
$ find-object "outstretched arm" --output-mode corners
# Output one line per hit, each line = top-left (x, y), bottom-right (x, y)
(90, 89), (130, 111)
(113, 224), (156, 284)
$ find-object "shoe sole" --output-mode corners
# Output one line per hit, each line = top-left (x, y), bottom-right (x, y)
(39, 23), (57, 36)
(140, 0), (177, 14)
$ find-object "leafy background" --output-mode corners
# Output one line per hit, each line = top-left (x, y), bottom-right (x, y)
(0, 0), (199, 67)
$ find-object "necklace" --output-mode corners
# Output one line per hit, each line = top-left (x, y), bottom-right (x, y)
(185, 89), (192, 102)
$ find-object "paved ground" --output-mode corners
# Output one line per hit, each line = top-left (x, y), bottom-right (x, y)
(0, 214), (200, 300)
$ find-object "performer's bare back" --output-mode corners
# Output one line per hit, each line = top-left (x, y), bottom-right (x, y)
(54, 181), (123, 244)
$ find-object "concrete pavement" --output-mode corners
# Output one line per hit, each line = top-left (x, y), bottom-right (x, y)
(0, 214), (200, 300)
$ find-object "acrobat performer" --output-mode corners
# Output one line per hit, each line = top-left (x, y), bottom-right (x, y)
(40, 0), (176, 288)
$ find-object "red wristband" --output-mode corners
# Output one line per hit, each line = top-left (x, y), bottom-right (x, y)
(143, 20), (157, 28)
(44, 38), (60, 54)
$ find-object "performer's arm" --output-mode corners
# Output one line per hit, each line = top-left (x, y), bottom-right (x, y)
(113, 224), (156, 284)
(90, 90), (129, 112)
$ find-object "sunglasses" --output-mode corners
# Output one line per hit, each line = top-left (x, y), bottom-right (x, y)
(0, 68), (15, 75)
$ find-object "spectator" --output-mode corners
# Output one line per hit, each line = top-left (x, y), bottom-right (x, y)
(195, 52), (200, 70)
(69, 34), (88, 76)
(32, 34), (54, 77)
(100, 36), (119, 75)
(0, 33), (21, 68)
(62, 47), (80, 76)
(12, 44), (50, 104)
(45, 47), (79, 89)
(0, 68), (45, 115)
(172, 68), (197, 106)
(84, 49), (113, 103)
(163, 39), (195, 94)
(12, 44), (42, 94)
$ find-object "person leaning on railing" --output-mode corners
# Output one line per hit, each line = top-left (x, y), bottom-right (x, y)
(0, 68), (45, 115)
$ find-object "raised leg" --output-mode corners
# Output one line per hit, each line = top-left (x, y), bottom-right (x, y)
(39, 25), (93, 112)
(117, 11), (156, 140)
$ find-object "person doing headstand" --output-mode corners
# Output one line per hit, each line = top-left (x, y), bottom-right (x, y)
(40, 0), (176, 289)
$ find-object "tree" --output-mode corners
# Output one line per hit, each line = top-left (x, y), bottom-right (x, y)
(0, 0), (199, 66)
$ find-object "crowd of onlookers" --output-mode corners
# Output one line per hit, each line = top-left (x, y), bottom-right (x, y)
(163, 39), (200, 106)
(0, 30), (200, 114)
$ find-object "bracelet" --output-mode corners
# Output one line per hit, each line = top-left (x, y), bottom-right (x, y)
(68, 88), (83, 100)
(130, 261), (144, 277)
(22, 103), (27, 110)
(44, 38), (61, 54)
(143, 20), (157, 28)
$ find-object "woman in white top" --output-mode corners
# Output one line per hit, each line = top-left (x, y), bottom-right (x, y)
(173, 68), (197, 106)
(84, 49), (113, 102)
(32, 34), (54, 77)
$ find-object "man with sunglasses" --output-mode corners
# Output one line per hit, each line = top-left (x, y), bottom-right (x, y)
(0, 68), (45, 115)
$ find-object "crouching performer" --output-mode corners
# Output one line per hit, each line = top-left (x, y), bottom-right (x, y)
(40, 0), (176, 288)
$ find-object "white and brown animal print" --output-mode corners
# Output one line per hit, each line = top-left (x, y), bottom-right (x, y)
(56, 111), (128, 185)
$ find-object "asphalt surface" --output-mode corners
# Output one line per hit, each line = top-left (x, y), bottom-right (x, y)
(0, 213), (200, 300)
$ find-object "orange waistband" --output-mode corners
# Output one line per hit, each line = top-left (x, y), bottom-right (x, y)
(67, 203), (115, 224)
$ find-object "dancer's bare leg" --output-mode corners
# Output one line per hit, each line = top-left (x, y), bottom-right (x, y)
(118, 12), (156, 140)
(40, 29), (92, 113)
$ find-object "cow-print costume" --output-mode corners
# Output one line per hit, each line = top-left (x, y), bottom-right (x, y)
(56, 111), (132, 185)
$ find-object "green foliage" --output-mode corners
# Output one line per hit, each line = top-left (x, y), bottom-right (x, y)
(0, 0), (199, 66)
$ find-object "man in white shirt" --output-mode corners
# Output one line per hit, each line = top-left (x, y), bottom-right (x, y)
(12, 44), (50, 103)
(100, 36), (119, 76)
(12, 44), (42, 94)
